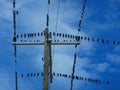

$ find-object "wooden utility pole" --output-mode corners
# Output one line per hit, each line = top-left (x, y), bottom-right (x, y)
(13, 28), (80, 90)
(43, 28), (49, 90)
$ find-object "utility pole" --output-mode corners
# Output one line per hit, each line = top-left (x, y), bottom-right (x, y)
(43, 28), (49, 90)
(13, 28), (80, 90)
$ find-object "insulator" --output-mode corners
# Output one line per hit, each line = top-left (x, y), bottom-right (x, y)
(57, 40), (59, 42)
(113, 40), (115, 45)
(64, 40), (65, 42)
(21, 74), (24, 77)
(27, 73), (29, 77)
(21, 40), (23, 42)
(102, 39), (104, 43)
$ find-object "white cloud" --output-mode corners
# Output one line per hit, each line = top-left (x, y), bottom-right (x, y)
(96, 63), (110, 73)
(0, 1), (13, 21)
(106, 53), (120, 64)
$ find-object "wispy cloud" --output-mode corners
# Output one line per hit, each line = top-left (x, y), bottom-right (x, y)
(106, 53), (120, 64)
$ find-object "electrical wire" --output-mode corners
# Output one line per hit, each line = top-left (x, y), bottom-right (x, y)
(13, 0), (18, 90)
(20, 72), (110, 85)
(52, 0), (61, 62)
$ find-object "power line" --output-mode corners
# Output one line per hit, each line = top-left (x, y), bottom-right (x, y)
(20, 72), (109, 85)
(53, 0), (61, 64)
(16, 32), (120, 45)
(78, 0), (87, 32)
(13, 0), (18, 90)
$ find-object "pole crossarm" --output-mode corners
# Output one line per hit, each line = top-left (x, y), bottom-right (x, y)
(12, 41), (80, 45)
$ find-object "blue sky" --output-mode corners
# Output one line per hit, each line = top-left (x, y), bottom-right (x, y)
(0, 0), (120, 90)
